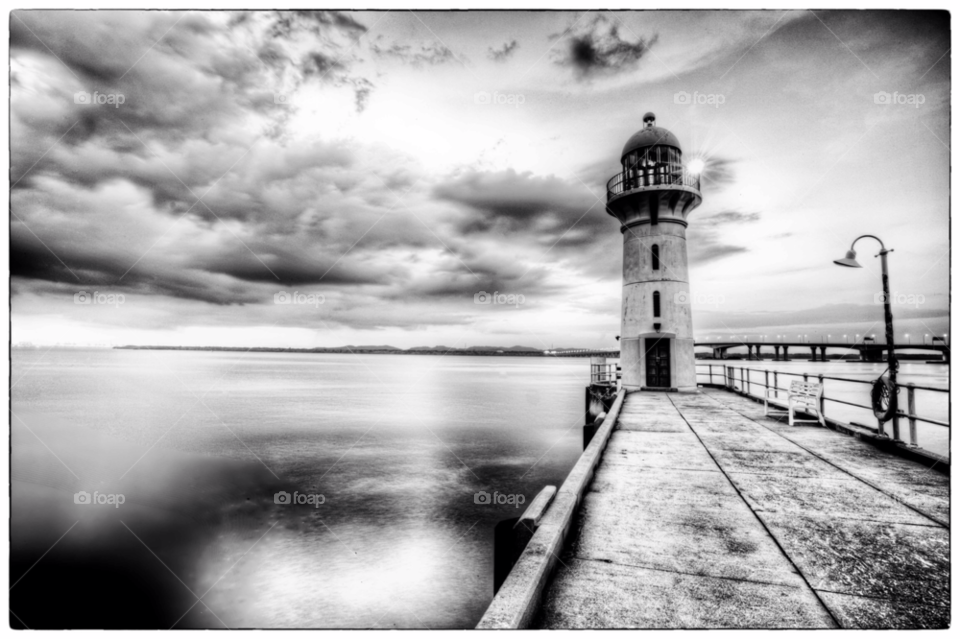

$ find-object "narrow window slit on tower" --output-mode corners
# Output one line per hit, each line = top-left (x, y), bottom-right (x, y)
(652, 244), (660, 270)
(653, 291), (661, 317)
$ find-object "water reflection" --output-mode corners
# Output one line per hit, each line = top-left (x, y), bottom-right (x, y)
(11, 350), (586, 628)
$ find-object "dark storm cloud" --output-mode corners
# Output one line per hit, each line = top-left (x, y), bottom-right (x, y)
(10, 231), (260, 305)
(433, 169), (607, 246)
(488, 40), (519, 62)
(264, 10), (368, 39)
(552, 14), (658, 79)
(197, 248), (384, 287)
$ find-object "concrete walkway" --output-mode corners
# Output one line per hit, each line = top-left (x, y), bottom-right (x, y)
(537, 388), (949, 629)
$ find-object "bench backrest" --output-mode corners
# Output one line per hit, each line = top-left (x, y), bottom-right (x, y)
(789, 380), (822, 398)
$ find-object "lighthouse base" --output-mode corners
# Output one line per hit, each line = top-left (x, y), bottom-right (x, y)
(620, 334), (697, 392)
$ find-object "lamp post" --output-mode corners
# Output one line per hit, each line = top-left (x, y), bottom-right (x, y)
(834, 235), (898, 432)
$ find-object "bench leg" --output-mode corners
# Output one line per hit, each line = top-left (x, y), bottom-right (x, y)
(788, 402), (795, 426)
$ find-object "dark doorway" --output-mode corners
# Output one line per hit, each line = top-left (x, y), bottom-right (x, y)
(645, 338), (671, 388)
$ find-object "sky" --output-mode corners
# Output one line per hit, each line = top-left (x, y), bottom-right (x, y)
(10, 10), (951, 349)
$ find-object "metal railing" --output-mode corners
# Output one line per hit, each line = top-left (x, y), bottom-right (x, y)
(607, 168), (701, 199)
(697, 363), (948, 454)
(589, 360), (620, 385)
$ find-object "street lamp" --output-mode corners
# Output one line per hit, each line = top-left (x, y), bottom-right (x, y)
(834, 235), (898, 427)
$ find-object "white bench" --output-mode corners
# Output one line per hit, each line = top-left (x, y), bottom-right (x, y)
(764, 380), (825, 426)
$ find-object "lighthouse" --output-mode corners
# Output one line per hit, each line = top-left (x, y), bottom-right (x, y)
(606, 112), (702, 392)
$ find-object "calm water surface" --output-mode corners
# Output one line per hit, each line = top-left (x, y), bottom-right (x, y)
(11, 350), (949, 628)
(12, 349), (586, 628)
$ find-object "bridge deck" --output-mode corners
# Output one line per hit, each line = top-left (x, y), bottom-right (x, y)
(536, 388), (948, 629)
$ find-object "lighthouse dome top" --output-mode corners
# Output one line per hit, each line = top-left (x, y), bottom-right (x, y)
(621, 112), (682, 158)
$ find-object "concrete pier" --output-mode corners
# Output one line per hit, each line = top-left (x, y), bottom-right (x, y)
(481, 387), (948, 629)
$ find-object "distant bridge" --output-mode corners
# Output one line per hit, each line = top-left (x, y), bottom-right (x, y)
(546, 349), (620, 358)
(694, 341), (949, 363)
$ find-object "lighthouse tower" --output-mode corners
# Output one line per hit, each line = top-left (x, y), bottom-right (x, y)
(606, 112), (702, 392)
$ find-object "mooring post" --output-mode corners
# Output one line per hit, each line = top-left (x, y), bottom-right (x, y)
(906, 383), (918, 447)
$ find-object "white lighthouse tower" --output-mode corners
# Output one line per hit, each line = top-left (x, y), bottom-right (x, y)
(606, 112), (702, 392)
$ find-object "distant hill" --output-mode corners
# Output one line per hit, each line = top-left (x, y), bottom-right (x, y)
(466, 345), (541, 352)
(408, 346), (459, 351)
(334, 345), (402, 351)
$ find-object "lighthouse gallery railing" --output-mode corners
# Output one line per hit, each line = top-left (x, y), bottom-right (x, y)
(606, 167), (701, 199)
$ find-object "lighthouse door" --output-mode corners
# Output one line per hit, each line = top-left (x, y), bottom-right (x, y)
(644, 338), (671, 388)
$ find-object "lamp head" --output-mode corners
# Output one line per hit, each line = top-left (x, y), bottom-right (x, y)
(833, 249), (862, 268)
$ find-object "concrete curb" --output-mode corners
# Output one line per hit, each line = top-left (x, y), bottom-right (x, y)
(476, 388), (627, 629)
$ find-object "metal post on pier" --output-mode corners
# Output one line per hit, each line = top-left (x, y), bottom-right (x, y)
(906, 383), (918, 447)
(773, 371), (779, 398)
(818, 374), (825, 419)
(764, 370), (769, 396)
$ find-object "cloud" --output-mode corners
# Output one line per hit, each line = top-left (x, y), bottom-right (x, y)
(433, 169), (607, 246)
(698, 210), (761, 227)
(552, 14), (658, 79)
(370, 39), (459, 67)
(488, 40), (519, 62)
(687, 209), (760, 264)
(264, 10), (368, 39)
